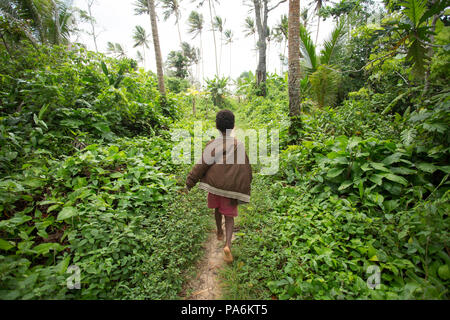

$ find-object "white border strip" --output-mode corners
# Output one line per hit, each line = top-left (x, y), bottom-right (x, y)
(198, 182), (250, 203)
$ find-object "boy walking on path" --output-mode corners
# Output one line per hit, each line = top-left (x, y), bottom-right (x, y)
(186, 110), (252, 263)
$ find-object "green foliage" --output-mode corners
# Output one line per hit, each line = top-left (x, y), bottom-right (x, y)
(0, 42), (210, 299)
(309, 65), (341, 108)
(205, 76), (229, 108)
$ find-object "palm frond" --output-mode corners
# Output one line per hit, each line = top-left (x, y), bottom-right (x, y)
(133, 0), (149, 15)
(243, 16), (255, 37)
(320, 18), (346, 65)
(187, 11), (203, 39)
(401, 0), (427, 27)
(299, 24), (318, 73)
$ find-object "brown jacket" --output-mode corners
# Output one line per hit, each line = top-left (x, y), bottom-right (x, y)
(186, 136), (252, 203)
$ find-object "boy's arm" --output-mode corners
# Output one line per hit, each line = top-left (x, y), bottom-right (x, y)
(186, 141), (214, 190)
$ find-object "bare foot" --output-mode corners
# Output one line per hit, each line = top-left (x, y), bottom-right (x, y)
(223, 246), (233, 263)
(217, 231), (224, 241)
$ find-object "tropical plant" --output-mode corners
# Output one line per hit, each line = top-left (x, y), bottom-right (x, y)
(0, 0), (77, 47)
(106, 41), (127, 58)
(312, 0), (327, 45)
(205, 76), (229, 107)
(298, 19), (347, 107)
(224, 29), (233, 77)
(134, 0), (166, 95)
(213, 15), (225, 74)
(160, 0), (183, 44)
(132, 25), (150, 67)
(243, 16), (257, 66)
(187, 10), (204, 81)
(196, 0), (220, 77)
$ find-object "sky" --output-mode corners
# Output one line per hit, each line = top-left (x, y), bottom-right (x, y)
(72, 0), (335, 82)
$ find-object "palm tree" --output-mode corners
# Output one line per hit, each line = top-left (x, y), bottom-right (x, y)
(134, 0), (166, 95)
(160, 0), (183, 44)
(223, 29), (233, 77)
(107, 41), (127, 58)
(243, 16), (257, 66)
(0, 0), (76, 47)
(299, 20), (346, 107)
(85, 0), (99, 52)
(313, 0), (327, 46)
(288, 0), (301, 133)
(136, 50), (144, 65)
(197, 0), (220, 77)
(213, 15), (224, 75)
(132, 25), (150, 68)
(273, 14), (288, 73)
(187, 10), (204, 82)
(301, 7), (310, 28)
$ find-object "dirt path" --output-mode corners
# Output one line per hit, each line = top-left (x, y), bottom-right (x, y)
(182, 128), (239, 300)
(182, 222), (235, 300)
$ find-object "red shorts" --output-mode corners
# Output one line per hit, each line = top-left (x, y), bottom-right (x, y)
(207, 193), (238, 217)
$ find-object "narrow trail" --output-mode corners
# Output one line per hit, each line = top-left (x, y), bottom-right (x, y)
(181, 127), (240, 300)
(182, 221), (236, 300)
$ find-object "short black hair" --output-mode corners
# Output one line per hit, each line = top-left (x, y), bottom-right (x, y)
(216, 109), (235, 133)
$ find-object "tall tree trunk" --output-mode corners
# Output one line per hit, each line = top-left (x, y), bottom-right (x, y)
(315, 15), (320, 46)
(200, 31), (204, 83)
(253, 0), (268, 96)
(176, 10), (183, 44)
(219, 31), (223, 75)
(87, 0), (98, 52)
(229, 42), (232, 77)
(142, 44), (146, 68)
(208, 0), (219, 76)
(147, 0), (166, 95)
(288, 0), (302, 134)
(54, 3), (62, 45)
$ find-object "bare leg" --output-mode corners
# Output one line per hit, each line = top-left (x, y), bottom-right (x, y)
(224, 216), (234, 248)
(223, 216), (234, 263)
(214, 208), (223, 240)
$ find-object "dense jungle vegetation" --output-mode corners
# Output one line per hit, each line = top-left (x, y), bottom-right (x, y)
(0, 0), (449, 300)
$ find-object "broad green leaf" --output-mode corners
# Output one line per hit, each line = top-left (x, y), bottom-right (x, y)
(369, 174), (384, 186)
(58, 256), (71, 275)
(382, 173), (408, 186)
(347, 136), (361, 150)
(438, 166), (450, 174)
(438, 265), (449, 280)
(416, 162), (437, 173)
(358, 181), (364, 198)
(338, 180), (353, 191)
(391, 167), (417, 175)
(110, 172), (123, 178)
(33, 243), (64, 255)
(57, 206), (78, 221)
(327, 167), (345, 178)
(382, 153), (403, 165)
(0, 238), (15, 250)
(101, 61), (109, 76)
(370, 162), (390, 172)
(384, 200), (400, 212)
(333, 157), (349, 164)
